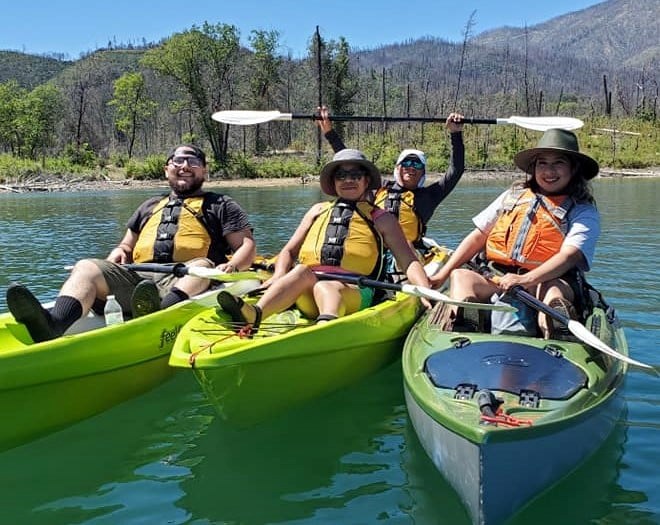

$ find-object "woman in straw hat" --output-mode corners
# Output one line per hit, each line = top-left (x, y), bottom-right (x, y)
(429, 128), (600, 338)
(217, 149), (430, 333)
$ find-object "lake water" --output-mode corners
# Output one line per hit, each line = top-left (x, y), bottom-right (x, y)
(0, 178), (658, 524)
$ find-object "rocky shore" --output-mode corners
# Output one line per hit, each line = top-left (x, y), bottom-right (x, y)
(1, 167), (658, 193)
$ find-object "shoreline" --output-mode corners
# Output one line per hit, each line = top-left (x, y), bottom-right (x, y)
(1, 167), (659, 193)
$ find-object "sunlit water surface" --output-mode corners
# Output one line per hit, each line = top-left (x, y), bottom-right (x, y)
(0, 177), (657, 524)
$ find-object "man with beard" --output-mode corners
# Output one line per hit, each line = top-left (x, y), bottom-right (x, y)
(6, 144), (256, 343)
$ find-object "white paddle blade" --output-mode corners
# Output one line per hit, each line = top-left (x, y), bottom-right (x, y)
(567, 320), (654, 371)
(186, 267), (265, 281)
(500, 116), (584, 131)
(402, 285), (517, 312)
(211, 110), (292, 125)
(222, 279), (263, 296)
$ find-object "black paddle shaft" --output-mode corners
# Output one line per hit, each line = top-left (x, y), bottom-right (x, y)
(314, 272), (402, 292)
(294, 114), (497, 125)
(511, 286), (570, 325)
(123, 263), (189, 277)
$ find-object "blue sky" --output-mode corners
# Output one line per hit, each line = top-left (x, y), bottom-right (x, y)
(2, 0), (606, 59)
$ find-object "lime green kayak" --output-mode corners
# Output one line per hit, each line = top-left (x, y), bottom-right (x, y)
(402, 298), (628, 525)
(0, 279), (259, 452)
(169, 291), (423, 426)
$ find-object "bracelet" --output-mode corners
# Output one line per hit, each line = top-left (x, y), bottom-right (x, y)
(117, 244), (132, 254)
(225, 263), (236, 273)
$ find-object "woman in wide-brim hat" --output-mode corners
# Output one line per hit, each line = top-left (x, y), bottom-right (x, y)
(217, 148), (430, 334)
(429, 128), (601, 339)
(318, 148), (382, 196)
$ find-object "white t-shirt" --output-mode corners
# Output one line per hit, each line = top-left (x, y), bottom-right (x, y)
(473, 189), (600, 271)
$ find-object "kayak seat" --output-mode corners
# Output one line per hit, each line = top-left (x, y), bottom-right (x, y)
(423, 340), (587, 400)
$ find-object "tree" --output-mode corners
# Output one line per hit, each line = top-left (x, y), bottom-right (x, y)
(0, 80), (24, 154)
(248, 29), (282, 153)
(248, 30), (282, 109)
(454, 10), (476, 109)
(309, 35), (359, 138)
(108, 72), (157, 158)
(141, 22), (241, 163)
(15, 83), (64, 159)
(325, 37), (359, 116)
(0, 81), (63, 159)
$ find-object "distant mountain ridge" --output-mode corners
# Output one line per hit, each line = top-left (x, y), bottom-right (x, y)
(349, 0), (658, 104)
(1, 0), (657, 92)
(472, 0), (660, 68)
(0, 50), (71, 89)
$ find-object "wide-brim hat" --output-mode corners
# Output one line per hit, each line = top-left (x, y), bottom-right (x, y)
(513, 128), (599, 180)
(319, 149), (382, 196)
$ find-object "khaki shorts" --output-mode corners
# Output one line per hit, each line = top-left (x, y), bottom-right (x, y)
(89, 257), (213, 312)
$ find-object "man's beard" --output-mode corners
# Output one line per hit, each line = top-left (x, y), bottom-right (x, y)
(169, 176), (204, 196)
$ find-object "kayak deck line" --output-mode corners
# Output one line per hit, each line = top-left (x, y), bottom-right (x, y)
(171, 291), (421, 426)
(187, 317), (308, 365)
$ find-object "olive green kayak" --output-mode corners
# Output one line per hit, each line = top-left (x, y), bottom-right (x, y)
(0, 279), (259, 452)
(402, 297), (628, 525)
(169, 290), (423, 426)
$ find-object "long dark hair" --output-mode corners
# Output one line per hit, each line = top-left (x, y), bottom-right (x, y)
(519, 157), (596, 205)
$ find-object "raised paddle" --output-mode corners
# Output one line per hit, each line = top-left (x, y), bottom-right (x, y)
(211, 110), (584, 131)
(509, 285), (655, 372)
(314, 272), (516, 312)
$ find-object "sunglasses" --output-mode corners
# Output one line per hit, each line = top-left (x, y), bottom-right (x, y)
(334, 168), (366, 181)
(400, 159), (424, 170)
(169, 155), (204, 168)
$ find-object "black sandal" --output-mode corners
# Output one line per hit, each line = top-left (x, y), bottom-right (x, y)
(315, 314), (338, 323)
(217, 291), (262, 334)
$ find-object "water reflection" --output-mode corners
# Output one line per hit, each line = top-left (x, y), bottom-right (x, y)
(509, 419), (633, 524)
(176, 361), (413, 524)
(0, 373), (205, 524)
(401, 415), (472, 524)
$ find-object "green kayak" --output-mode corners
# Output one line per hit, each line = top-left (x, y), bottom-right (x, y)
(169, 290), (423, 426)
(0, 279), (259, 452)
(402, 295), (629, 525)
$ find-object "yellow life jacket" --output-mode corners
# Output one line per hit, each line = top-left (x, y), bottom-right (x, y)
(133, 196), (212, 263)
(298, 200), (384, 278)
(374, 183), (423, 243)
(485, 188), (575, 270)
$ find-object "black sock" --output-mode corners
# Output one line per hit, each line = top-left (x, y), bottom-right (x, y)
(160, 287), (189, 309)
(50, 295), (84, 333)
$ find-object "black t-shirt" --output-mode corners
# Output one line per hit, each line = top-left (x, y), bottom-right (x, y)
(126, 191), (252, 264)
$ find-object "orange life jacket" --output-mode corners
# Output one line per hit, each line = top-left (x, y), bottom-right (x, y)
(485, 188), (575, 270)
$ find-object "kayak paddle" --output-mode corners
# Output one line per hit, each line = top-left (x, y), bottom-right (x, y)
(314, 272), (517, 312)
(211, 110), (583, 131)
(123, 263), (269, 282)
(510, 286), (655, 372)
(123, 263), (514, 311)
